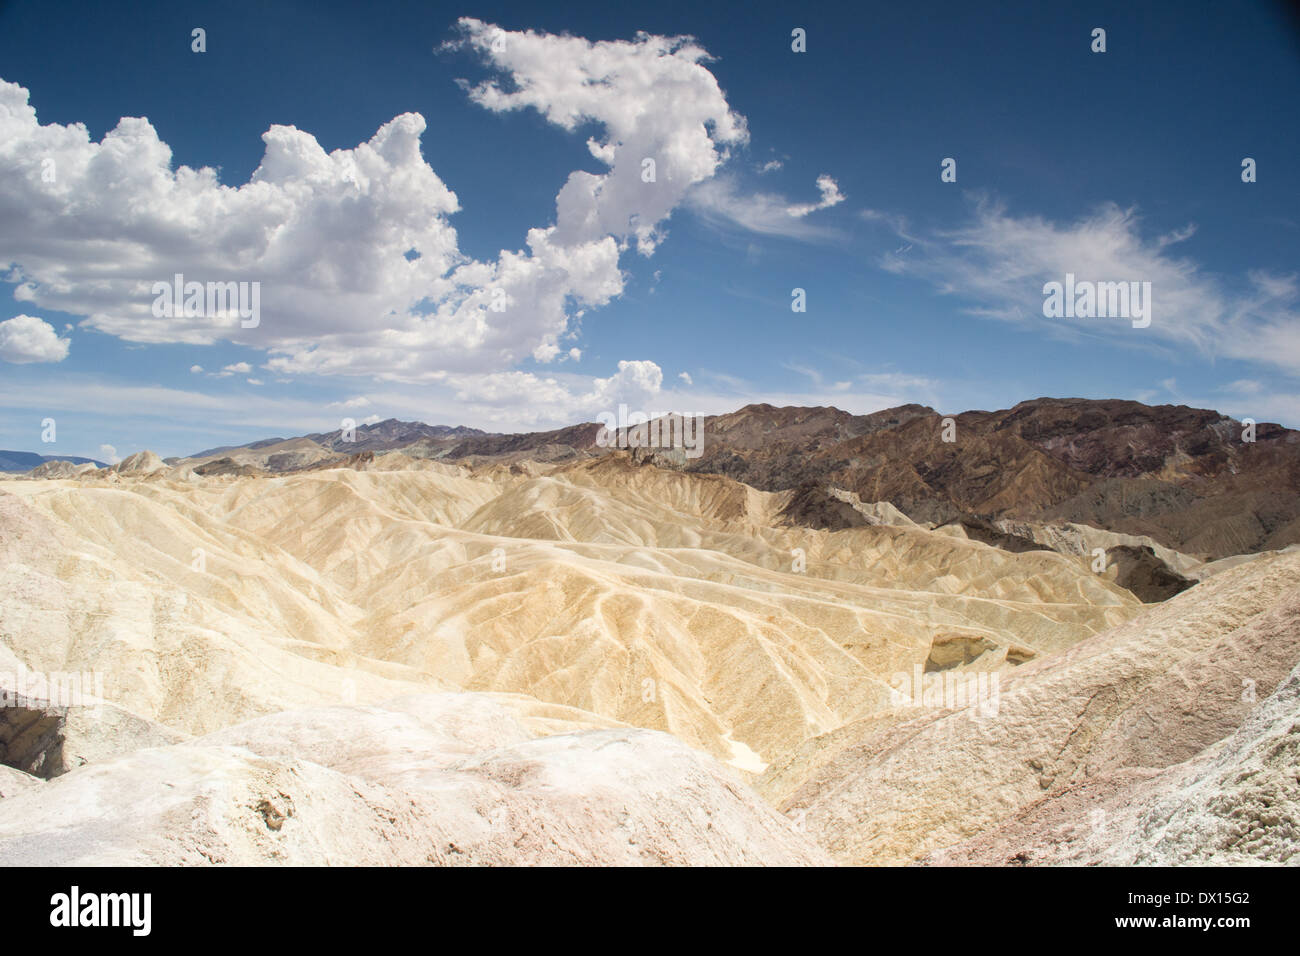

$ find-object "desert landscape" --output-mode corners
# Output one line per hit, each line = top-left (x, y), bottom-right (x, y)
(1, 2), (1296, 892)
(2, 399), (1297, 866)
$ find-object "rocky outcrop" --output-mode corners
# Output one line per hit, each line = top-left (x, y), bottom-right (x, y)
(193, 456), (263, 477)
(112, 450), (167, 476)
(942, 516), (1052, 554)
(1103, 544), (1196, 603)
(25, 460), (97, 479)
(776, 481), (872, 531)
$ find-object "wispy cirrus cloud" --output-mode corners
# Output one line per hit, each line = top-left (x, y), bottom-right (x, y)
(864, 198), (1300, 373)
(785, 174), (845, 218)
(783, 362), (940, 404)
(687, 173), (845, 239)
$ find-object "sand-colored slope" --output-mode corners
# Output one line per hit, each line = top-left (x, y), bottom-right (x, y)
(761, 547), (1300, 864)
(0, 485), (446, 735)
(0, 456), (1139, 776)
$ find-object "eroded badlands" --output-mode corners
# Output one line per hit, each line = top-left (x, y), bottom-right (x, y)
(0, 452), (1295, 865)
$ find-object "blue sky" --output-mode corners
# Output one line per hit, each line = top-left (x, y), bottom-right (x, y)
(1, 0), (1297, 460)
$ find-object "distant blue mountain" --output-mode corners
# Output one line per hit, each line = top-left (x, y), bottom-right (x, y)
(0, 450), (109, 472)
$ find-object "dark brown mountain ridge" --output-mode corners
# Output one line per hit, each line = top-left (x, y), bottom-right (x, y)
(681, 398), (1298, 560)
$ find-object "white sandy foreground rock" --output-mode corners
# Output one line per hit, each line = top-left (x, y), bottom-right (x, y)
(763, 548), (1300, 865)
(0, 693), (830, 866)
(922, 656), (1300, 866)
(0, 765), (38, 798)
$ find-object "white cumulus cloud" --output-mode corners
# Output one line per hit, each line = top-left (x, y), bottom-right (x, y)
(0, 21), (754, 389)
(451, 17), (748, 258)
(443, 358), (667, 427)
(0, 314), (70, 363)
